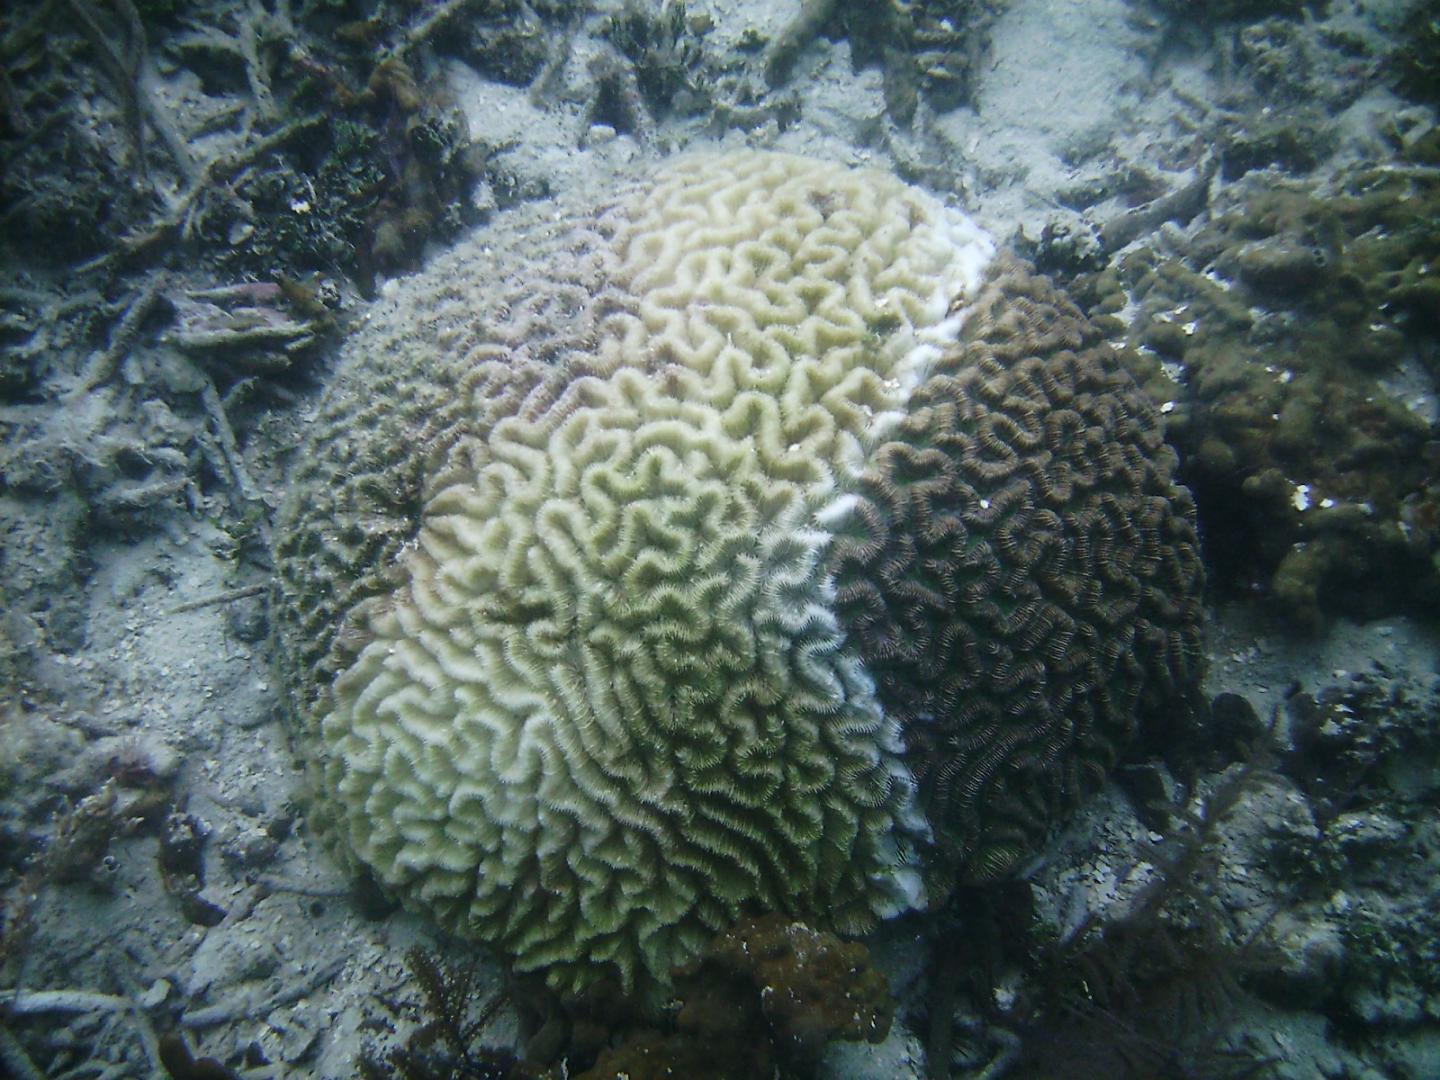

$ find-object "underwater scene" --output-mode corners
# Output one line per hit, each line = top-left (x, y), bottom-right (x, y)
(2, 0), (1438, 1077)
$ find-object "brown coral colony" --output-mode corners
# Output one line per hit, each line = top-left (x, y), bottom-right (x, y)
(833, 255), (1207, 886)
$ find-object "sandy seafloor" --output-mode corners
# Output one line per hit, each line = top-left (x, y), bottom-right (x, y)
(1, 0), (1438, 1077)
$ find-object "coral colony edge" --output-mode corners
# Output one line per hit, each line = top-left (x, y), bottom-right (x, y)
(271, 150), (1205, 1004)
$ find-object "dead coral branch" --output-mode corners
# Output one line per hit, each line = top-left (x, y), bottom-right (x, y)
(57, 0), (199, 183)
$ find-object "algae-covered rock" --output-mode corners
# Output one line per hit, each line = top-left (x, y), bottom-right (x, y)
(697, 913), (893, 1057)
(1390, 0), (1440, 105)
(1280, 672), (1440, 1028)
(1156, 0), (1309, 19)
(1082, 163), (1440, 628)
(578, 913), (893, 1079)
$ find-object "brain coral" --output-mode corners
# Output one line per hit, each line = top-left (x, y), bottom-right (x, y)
(272, 150), (1204, 999)
(832, 253), (1207, 883)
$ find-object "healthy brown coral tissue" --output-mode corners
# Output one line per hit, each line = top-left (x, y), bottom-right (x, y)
(271, 150), (1205, 1002)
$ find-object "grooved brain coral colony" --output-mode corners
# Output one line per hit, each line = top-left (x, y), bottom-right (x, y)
(272, 150), (1206, 1002)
